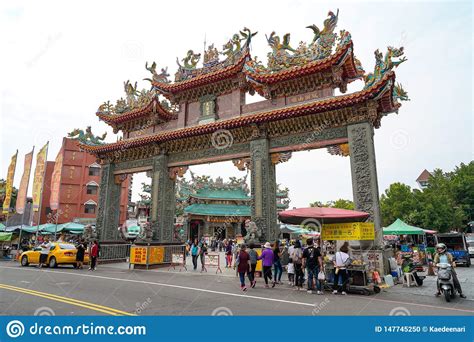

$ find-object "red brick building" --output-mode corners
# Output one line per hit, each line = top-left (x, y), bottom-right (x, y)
(34, 138), (131, 225)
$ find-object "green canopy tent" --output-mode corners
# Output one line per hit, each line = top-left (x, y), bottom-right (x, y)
(60, 222), (85, 233)
(0, 223), (6, 232)
(0, 232), (13, 242)
(383, 219), (425, 235)
(42, 224), (62, 233)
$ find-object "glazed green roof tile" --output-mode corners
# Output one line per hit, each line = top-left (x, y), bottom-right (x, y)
(184, 204), (251, 216)
(190, 187), (250, 200)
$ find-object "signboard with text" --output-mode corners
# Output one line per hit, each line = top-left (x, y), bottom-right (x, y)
(321, 222), (375, 241)
(148, 246), (164, 264)
(130, 246), (148, 265)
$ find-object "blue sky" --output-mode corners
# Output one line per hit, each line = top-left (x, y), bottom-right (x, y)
(0, 0), (472, 208)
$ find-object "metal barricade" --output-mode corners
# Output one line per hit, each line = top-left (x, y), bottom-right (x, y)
(129, 244), (186, 269)
(99, 244), (131, 262)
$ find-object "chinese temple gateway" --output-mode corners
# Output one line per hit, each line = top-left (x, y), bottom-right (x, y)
(80, 10), (407, 246)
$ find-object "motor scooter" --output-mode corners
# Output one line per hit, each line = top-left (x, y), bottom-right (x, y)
(437, 262), (456, 302)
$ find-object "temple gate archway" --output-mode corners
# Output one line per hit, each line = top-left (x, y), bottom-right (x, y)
(78, 10), (407, 247)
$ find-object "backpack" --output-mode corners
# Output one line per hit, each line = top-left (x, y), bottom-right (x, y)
(292, 249), (302, 265)
(306, 247), (317, 267)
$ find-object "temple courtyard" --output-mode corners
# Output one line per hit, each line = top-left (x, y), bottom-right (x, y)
(0, 257), (473, 316)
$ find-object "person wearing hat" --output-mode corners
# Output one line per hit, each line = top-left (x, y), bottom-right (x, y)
(258, 242), (275, 288)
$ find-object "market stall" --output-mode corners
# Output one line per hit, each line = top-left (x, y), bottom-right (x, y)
(279, 207), (380, 295)
(0, 232), (13, 259)
(383, 219), (428, 268)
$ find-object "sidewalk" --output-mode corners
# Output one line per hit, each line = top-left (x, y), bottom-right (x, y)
(388, 265), (474, 300)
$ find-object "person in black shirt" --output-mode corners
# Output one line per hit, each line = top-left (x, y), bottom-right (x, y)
(302, 238), (324, 294)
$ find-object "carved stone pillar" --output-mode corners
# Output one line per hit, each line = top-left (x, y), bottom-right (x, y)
(150, 154), (176, 242)
(96, 163), (121, 241)
(348, 122), (382, 247)
(250, 137), (277, 242)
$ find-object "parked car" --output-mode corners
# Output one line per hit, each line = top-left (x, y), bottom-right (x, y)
(20, 242), (90, 268)
(466, 234), (474, 257)
(121, 219), (141, 240)
(436, 233), (471, 267)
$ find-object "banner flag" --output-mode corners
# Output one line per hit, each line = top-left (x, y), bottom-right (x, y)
(15, 148), (34, 214)
(2, 151), (18, 214)
(32, 142), (49, 212)
(49, 148), (63, 210)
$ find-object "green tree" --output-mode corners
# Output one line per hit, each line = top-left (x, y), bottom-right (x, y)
(380, 182), (418, 227)
(309, 199), (354, 210)
(414, 169), (465, 232)
(332, 199), (355, 210)
(449, 162), (474, 224)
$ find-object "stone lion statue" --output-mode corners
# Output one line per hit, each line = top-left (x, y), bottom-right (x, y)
(243, 220), (262, 244)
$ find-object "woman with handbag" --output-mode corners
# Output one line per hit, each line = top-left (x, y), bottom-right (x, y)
(291, 241), (304, 291)
(332, 242), (350, 295)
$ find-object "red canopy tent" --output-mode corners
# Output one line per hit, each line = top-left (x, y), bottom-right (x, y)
(278, 207), (370, 225)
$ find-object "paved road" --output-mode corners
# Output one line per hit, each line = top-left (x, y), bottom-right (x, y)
(0, 261), (473, 316)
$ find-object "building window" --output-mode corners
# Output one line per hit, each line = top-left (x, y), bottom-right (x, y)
(89, 167), (100, 176)
(86, 184), (98, 195)
(84, 204), (96, 214)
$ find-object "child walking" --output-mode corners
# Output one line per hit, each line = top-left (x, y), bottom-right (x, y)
(287, 258), (295, 286)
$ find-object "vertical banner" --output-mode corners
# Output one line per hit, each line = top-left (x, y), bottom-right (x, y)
(2, 151), (18, 214)
(15, 148), (35, 214)
(32, 142), (49, 212)
(49, 148), (63, 210)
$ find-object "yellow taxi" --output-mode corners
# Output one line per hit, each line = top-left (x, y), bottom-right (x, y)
(20, 242), (90, 268)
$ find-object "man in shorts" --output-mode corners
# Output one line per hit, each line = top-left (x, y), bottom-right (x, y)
(38, 237), (51, 268)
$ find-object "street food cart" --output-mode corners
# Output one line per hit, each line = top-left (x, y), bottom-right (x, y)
(383, 219), (428, 268)
(322, 222), (381, 295)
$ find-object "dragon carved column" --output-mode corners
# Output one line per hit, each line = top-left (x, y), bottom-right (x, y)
(250, 127), (277, 242)
(96, 163), (121, 241)
(150, 153), (176, 242)
(348, 121), (382, 248)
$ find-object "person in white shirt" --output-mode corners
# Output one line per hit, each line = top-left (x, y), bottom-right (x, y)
(332, 241), (350, 295)
(287, 258), (295, 286)
(38, 237), (51, 268)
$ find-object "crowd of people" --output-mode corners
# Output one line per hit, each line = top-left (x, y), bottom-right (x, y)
(232, 237), (350, 294)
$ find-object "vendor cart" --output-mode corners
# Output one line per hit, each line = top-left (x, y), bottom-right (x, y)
(324, 262), (380, 296)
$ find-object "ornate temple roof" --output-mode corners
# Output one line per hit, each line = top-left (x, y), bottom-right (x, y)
(80, 72), (398, 154)
(189, 188), (250, 201)
(243, 31), (363, 88)
(184, 203), (251, 217)
(97, 96), (177, 126)
(152, 50), (250, 98)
